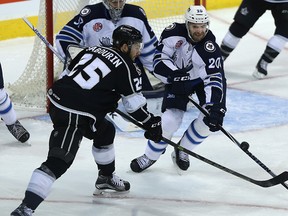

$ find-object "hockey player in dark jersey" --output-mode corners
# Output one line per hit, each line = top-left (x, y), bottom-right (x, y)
(55, 0), (158, 91)
(220, 0), (288, 79)
(10, 25), (162, 216)
(130, 5), (227, 172)
(0, 62), (30, 143)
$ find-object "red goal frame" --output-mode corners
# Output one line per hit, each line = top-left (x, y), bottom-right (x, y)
(46, 0), (53, 111)
(194, 0), (206, 7)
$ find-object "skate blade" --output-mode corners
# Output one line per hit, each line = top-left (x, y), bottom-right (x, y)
(252, 70), (266, 80)
(93, 188), (130, 198)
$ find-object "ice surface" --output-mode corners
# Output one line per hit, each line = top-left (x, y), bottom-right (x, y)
(1, 2), (288, 216)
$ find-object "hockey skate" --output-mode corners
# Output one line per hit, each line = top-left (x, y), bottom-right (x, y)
(10, 203), (34, 216)
(171, 147), (190, 171)
(130, 154), (156, 173)
(6, 120), (30, 143)
(93, 173), (130, 196)
(253, 59), (268, 79)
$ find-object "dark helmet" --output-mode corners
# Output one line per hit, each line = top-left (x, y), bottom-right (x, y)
(112, 25), (143, 49)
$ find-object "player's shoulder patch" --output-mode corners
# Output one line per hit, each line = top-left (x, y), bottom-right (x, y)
(165, 23), (176, 31)
(80, 7), (91, 16)
(204, 41), (216, 53)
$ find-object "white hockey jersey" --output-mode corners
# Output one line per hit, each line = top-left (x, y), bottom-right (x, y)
(154, 23), (226, 105)
(55, 2), (158, 72)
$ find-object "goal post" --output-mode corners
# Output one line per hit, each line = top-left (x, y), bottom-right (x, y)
(46, 0), (53, 111)
(9, 0), (203, 111)
(194, 0), (206, 6)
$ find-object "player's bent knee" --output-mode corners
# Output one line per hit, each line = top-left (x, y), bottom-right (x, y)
(46, 127), (82, 179)
(48, 128), (82, 161)
(41, 157), (71, 179)
(229, 21), (250, 38)
(48, 146), (76, 164)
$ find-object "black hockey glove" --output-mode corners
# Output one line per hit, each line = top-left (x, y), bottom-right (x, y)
(167, 69), (192, 95)
(203, 104), (226, 132)
(142, 115), (162, 143)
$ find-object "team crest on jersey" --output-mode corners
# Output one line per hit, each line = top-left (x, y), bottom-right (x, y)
(167, 94), (175, 99)
(175, 40), (183, 49)
(100, 37), (112, 47)
(165, 23), (176, 31)
(204, 41), (216, 52)
(93, 23), (103, 32)
(80, 8), (91, 16)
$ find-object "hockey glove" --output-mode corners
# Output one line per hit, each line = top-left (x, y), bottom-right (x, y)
(167, 70), (192, 95)
(203, 104), (226, 132)
(143, 115), (162, 143)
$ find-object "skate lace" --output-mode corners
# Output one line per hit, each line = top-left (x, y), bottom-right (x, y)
(179, 151), (189, 162)
(13, 204), (34, 216)
(256, 59), (268, 75)
(23, 206), (34, 216)
(111, 174), (125, 187)
(137, 155), (154, 169)
(259, 59), (268, 70)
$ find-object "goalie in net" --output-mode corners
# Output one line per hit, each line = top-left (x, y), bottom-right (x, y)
(55, 0), (164, 97)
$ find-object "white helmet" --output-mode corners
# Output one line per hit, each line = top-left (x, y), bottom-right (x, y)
(103, 0), (126, 23)
(184, 5), (209, 24)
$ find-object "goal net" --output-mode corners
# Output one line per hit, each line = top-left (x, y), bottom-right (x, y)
(8, 0), (203, 110)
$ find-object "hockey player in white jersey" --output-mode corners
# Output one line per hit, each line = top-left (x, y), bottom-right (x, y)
(220, 0), (288, 79)
(55, 0), (158, 91)
(0, 62), (30, 143)
(130, 5), (227, 172)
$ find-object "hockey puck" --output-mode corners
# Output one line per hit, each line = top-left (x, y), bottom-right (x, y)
(240, 142), (249, 151)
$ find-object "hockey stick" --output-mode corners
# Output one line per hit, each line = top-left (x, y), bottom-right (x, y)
(114, 108), (288, 188)
(22, 17), (65, 63)
(188, 96), (288, 190)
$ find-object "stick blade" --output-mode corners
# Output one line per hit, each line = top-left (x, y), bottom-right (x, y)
(257, 171), (288, 187)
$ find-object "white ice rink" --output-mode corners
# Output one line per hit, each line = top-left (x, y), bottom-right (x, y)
(1, 1), (288, 216)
